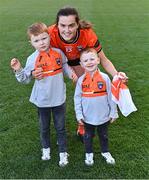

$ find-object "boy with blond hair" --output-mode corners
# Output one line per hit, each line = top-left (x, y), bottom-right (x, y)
(74, 48), (118, 166)
(10, 22), (77, 167)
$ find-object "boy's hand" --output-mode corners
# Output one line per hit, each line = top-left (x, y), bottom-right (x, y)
(78, 119), (84, 125)
(77, 120), (85, 137)
(32, 68), (43, 80)
(10, 58), (22, 71)
(110, 118), (117, 123)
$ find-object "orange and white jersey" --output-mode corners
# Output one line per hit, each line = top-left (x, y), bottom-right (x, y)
(48, 24), (102, 66)
(74, 69), (118, 125)
(81, 70), (107, 97)
(35, 48), (63, 77)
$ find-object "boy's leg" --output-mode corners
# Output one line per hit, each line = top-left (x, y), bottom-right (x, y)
(52, 103), (67, 153)
(97, 121), (109, 153)
(83, 122), (95, 165)
(83, 122), (95, 153)
(52, 103), (68, 166)
(97, 121), (115, 164)
(38, 107), (51, 148)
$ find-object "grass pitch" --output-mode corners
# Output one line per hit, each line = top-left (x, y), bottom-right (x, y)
(0, 0), (149, 179)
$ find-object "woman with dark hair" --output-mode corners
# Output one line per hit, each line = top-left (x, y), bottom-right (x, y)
(33, 6), (127, 79)
(48, 6), (123, 78)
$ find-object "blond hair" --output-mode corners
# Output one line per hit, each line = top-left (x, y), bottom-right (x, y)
(27, 22), (48, 39)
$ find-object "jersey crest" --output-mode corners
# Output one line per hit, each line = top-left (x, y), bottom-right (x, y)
(97, 81), (104, 89)
(77, 45), (83, 51)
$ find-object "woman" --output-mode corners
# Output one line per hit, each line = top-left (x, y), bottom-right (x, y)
(48, 6), (120, 78)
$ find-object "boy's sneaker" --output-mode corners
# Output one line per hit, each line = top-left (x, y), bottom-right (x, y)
(101, 152), (115, 165)
(41, 148), (51, 160)
(59, 152), (69, 167)
(85, 153), (94, 166)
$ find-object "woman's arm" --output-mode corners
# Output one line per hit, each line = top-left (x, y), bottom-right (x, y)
(98, 50), (117, 77)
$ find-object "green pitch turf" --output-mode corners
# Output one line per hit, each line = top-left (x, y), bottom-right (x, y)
(0, 0), (149, 179)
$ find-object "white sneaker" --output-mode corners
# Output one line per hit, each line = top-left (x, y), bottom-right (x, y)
(59, 152), (69, 167)
(101, 152), (115, 165)
(41, 148), (51, 160)
(85, 153), (94, 166)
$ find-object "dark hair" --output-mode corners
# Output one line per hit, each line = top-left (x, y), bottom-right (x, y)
(56, 6), (92, 29)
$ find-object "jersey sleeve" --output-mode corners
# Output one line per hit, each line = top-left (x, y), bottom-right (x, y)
(74, 77), (84, 121)
(86, 28), (102, 53)
(15, 55), (35, 84)
(48, 25), (59, 48)
(48, 24), (55, 35)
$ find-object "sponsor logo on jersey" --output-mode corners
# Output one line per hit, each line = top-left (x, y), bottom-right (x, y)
(65, 46), (73, 52)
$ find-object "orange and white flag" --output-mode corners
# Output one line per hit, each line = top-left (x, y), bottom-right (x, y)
(111, 72), (137, 117)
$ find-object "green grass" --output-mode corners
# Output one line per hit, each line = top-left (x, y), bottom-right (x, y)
(0, 0), (149, 179)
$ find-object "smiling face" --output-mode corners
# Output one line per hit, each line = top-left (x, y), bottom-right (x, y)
(80, 51), (100, 74)
(30, 32), (50, 52)
(58, 15), (79, 42)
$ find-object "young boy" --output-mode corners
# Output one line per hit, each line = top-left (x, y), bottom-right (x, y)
(10, 22), (77, 167)
(74, 48), (118, 166)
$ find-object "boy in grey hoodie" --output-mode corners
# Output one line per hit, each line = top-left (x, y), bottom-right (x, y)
(74, 48), (118, 166)
(10, 22), (77, 167)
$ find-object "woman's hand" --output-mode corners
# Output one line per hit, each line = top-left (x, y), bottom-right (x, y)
(71, 72), (78, 83)
(118, 72), (128, 83)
